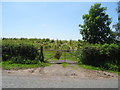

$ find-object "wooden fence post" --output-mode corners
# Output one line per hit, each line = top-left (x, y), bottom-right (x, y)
(39, 46), (44, 63)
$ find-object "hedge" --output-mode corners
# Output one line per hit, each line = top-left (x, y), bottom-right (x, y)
(76, 43), (120, 71)
(2, 43), (39, 64)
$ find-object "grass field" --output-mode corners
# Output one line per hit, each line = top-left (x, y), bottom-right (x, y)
(44, 51), (77, 61)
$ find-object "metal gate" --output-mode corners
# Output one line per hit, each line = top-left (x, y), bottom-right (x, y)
(43, 49), (78, 64)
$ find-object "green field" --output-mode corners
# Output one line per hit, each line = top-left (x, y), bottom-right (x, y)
(43, 51), (77, 61)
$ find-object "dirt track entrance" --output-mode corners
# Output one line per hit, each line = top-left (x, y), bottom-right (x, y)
(2, 64), (118, 80)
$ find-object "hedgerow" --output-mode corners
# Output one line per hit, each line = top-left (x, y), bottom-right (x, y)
(76, 43), (120, 71)
(2, 43), (39, 64)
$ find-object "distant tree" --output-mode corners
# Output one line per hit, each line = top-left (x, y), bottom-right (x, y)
(69, 40), (72, 46)
(46, 38), (50, 42)
(50, 39), (55, 43)
(79, 3), (115, 44)
(113, 1), (120, 41)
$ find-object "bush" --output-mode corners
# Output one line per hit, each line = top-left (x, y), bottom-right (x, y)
(9, 56), (39, 64)
(2, 43), (39, 64)
(54, 51), (62, 60)
(76, 43), (120, 71)
(103, 63), (119, 71)
(80, 46), (100, 66)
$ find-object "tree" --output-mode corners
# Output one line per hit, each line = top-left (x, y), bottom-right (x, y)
(113, 1), (120, 41)
(79, 3), (115, 44)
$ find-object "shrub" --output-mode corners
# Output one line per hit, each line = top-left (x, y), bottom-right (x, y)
(54, 51), (62, 60)
(78, 46), (101, 66)
(9, 56), (39, 64)
(2, 43), (39, 64)
(76, 43), (120, 71)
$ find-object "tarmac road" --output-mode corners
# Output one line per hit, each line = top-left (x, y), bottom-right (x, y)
(2, 74), (118, 88)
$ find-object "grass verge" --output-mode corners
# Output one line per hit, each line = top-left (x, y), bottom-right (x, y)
(0, 62), (2, 68)
(2, 61), (51, 70)
(78, 64), (120, 75)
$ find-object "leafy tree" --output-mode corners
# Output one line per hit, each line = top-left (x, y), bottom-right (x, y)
(113, 1), (120, 41)
(79, 3), (115, 44)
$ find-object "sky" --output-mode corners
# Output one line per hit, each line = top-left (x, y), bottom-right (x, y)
(2, 2), (118, 40)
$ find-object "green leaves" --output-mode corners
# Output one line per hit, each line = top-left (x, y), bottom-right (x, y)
(79, 3), (115, 44)
(113, 1), (120, 40)
(76, 43), (120, 71)
(54, 51), (62, 60)
(2, 43), (39, 64)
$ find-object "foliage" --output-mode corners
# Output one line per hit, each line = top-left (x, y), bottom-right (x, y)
(54, 51), (62, 60)
(76, 43), (120, 71)
(113, 1), (120, 41)
(2, 38), (120, 73)
(2, 38), (79, 51)
(2, 42), (39, 64)
(9, 56), (39, 64)
(2, 38), (79, 63)
(79, 3), (115, 44)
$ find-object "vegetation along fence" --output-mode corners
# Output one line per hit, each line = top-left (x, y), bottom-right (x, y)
(2, 42), (119, 72)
